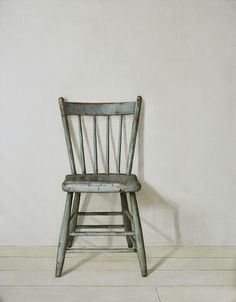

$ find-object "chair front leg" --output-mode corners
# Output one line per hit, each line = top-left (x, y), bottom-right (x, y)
(55, 192), (73, 277)
(120, 192), (133, 248)
(67, 193), (81, 247)
(130, 192), (147, 277)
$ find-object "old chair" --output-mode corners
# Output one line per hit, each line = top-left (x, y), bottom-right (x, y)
(56, 96), (147, 277)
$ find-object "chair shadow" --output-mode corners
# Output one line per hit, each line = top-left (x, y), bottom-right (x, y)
(63, 253), (98, 276)
(137, 98), (182, 275)
(138, 182), (182, 275)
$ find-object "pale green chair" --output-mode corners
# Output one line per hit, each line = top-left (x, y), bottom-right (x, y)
(56, 96), (147, 277)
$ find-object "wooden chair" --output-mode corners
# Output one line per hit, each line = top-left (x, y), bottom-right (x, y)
(56, 96), (147, 277)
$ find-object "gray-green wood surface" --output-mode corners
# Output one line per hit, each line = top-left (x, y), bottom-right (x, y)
(62, 173), (141, 193)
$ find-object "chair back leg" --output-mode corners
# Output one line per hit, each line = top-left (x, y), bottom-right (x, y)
(67, 193), (81, 247)
(120, 193), (133, 248)
(130, 192), (147, 277)
(55, 192), (73, 277)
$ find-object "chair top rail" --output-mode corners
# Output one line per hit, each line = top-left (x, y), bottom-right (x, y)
(63, 101), (136, 116)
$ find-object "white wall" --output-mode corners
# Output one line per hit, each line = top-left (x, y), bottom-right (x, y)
(0, 0), (236, 246)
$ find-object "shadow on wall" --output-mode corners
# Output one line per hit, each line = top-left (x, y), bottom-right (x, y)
(137, 99), (182, 246)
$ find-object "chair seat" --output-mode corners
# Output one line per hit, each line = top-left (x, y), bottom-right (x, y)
(62, 173), (141, 193)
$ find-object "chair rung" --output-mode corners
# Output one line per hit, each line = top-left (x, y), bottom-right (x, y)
(66, 247), (136, 253)
(78, 211), (122, 216)
(76, 224), (124, 229)
(70, 231), (135, 236)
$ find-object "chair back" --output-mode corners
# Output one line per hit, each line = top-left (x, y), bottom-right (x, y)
(59, 96), (142, 175)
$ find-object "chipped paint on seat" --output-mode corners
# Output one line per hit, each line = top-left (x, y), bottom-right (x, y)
(62, 173), (141, 193)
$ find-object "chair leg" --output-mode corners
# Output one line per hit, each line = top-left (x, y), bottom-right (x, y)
(55, 192), (73, 277)
(130, 192), (147, 277)
(120, 193), (133, 248)
(67, 193), (81, 247)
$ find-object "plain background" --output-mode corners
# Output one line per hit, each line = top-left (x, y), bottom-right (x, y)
(0, 0), (235, 246)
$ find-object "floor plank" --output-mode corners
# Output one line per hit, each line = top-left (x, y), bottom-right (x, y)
(1, 257), (236, 271)
(0, 246), (83, 258)
(0, 270), (235, 286)
(0, 286), (158, 302)
(79, 246), (236, 259)
(1, 246), (236, 258)
(157, 286), (236, 302)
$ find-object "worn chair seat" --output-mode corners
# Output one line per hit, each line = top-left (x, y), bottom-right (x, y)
(62, 173), (141, 193)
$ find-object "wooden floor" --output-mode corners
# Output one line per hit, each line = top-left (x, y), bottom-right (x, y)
(1, 246), (236, 301)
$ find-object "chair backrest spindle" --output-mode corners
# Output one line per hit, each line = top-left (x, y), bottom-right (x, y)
(117, 114), (123, 174)
(93, 116), (98, 174)
(78, 115), (86, 174)
(106, 115), (110, 174)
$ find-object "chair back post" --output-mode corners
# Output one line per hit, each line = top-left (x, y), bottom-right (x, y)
(59, 97), (76, 174)
(126, 96), (142, 175)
